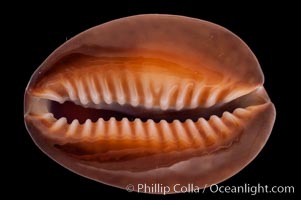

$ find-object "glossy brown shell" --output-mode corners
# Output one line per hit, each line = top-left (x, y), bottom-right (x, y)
(24, 14), (275, 194)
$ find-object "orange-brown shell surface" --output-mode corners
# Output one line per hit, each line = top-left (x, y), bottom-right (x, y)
(24, 14), (275, 194)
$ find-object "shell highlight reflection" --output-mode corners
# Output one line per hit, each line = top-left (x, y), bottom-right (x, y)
(24, 14), (276, 194)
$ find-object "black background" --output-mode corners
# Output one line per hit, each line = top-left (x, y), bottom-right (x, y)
(9, 1), (298, 199)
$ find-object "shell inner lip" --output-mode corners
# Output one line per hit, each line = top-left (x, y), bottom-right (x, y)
(47, 87), (267, 124)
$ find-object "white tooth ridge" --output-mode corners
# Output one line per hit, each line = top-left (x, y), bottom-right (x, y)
(222, 111), (234, 120)
(223, 111), (240, 126)
(41, 113), (54, 120)
(67, 119), (79, 137)
(51, 117), (67, 131)
(108, 118), (118, 138)
(127, 74), (139, 107)
(190, 84), (204, 108)
(100, 75), (112, 104)
(146, 119), (159, 142)
(121, 118), (131, 139)
(62, 81), (77, 101)
(88, 76), (101, 105)
(77, 79), (89, 105)
(233, 108), (250, 118)
(114, 77), (126, 105)
(176, 82), (193, 110)
(173, 120), (190, 145)
(206, 88), (220, 107)
(134, 119), (145, 140)
(41, 90), (64, 103)
(160, 120), (174, 145)
(82, 119), (92, 137)
(95, 118), (105, 138)
(198, 118), (217, 140)
(210, 115), (229, 133)
(142, 78), (153, 109)
(186, 119), (204, 145)
(160, 84), (177, 110)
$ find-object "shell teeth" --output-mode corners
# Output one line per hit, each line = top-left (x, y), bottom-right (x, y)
(210, 115), (230, 136)
(175, 82), (193, 110)
(51, 117), (67, 131)
(205, 88), (220, 107)
(32, 109), (250, 153)
(41, 113), (55, 120)
(100, 75), (113, 104)
(133, 118), (145, 141)
(40, 90), (65, 103)
(222, 111), (240, 127)
(95, 118), (105, 139)
(77, 79), (89, 105)
(114, 76), (126, 105)
(185, 119), (205, 146)
(160, 84), (177, 110)
(107, 117), (118, 138)
(88, 76), (101, 105)
(81, 119), (92, 137)
(62, 80), (77, 101)
(31, 74), (255, 146)
(146, 119), (160, 147)
(233, 108), (251, 119)
(190, 84), (203, 108)
(197, 118), (218, 144)
(144, 97), (153, 109)
(222, 111), (234, 120)
(67, 119), (80, 137)
(142, 78), (153, 109)
(173, 120), (190, 147)
(127, 73), (139, 107)
(159, 120), (175, 147)
(41, 72), (240, 110)
(121, 118), (132, 139)
(234, 108), (249, 114)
